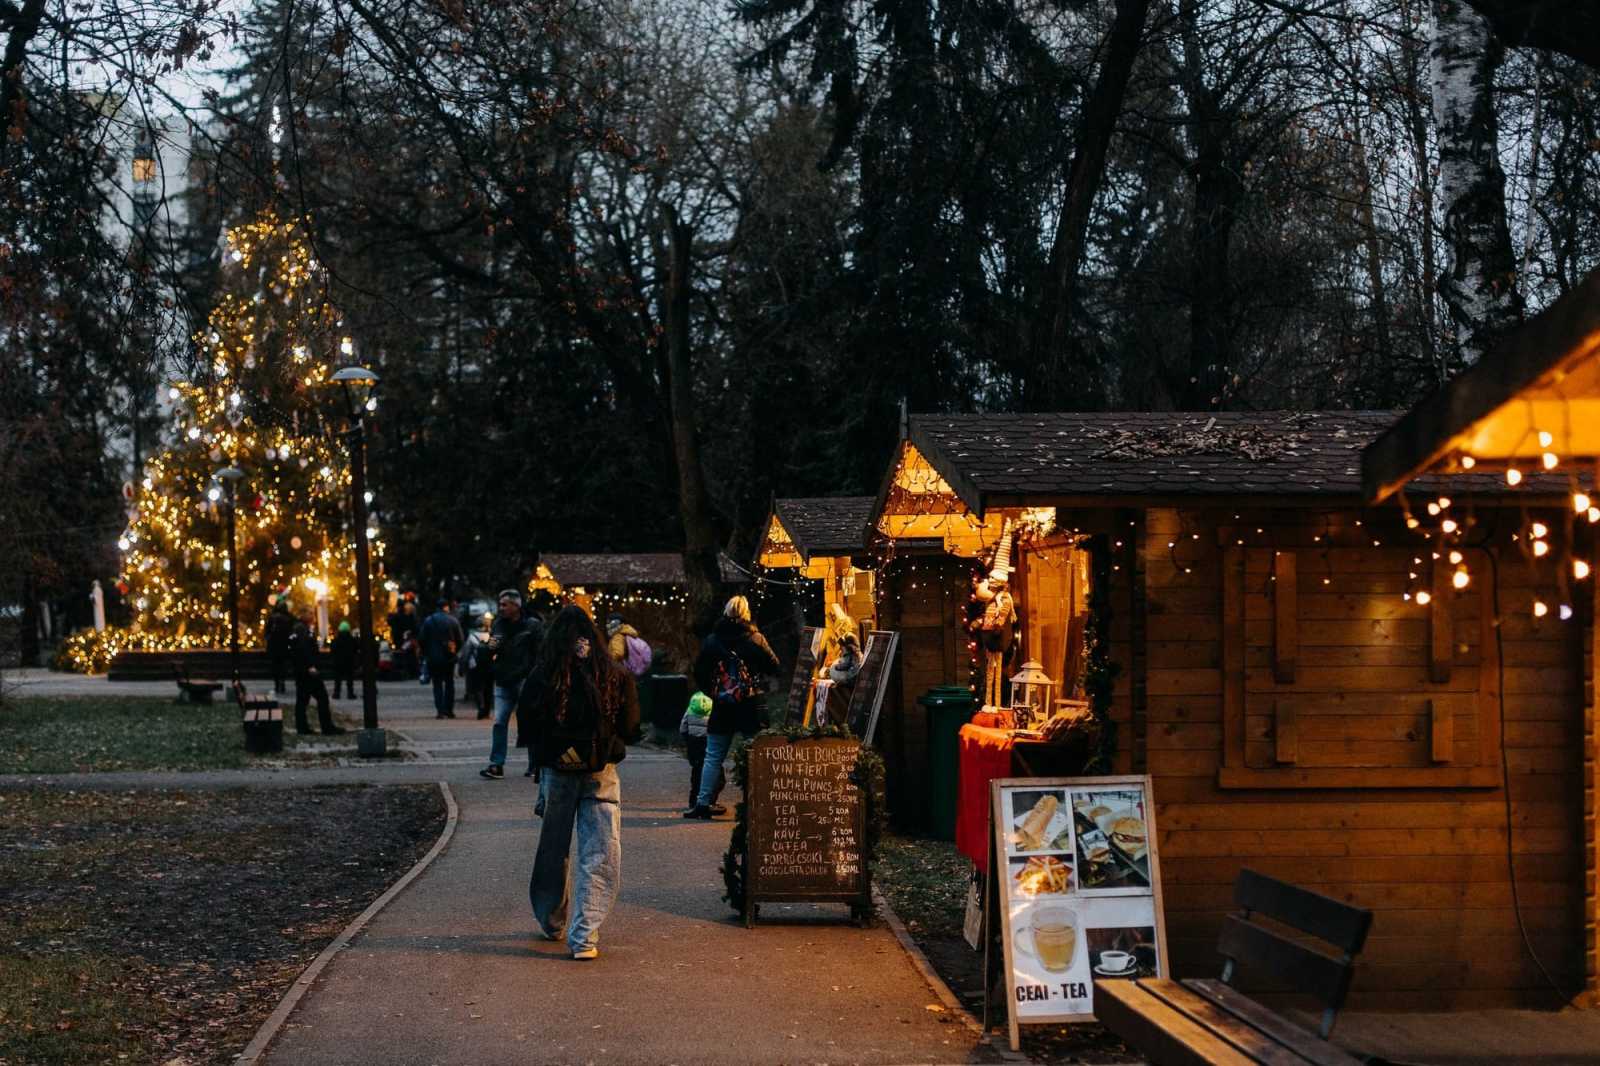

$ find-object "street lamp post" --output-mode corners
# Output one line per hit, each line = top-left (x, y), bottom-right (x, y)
(330, 364), (384, 757)
(215, 465), (246, 686)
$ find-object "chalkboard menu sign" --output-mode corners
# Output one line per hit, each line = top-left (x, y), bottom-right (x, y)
(744, 735), (870, 926)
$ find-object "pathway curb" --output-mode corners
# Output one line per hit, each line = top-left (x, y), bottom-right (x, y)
(233, 779), (460, 1065)
(872, 886), (1029, 1063)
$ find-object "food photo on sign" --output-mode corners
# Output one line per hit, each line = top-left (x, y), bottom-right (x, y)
(992, 776), (1169, 1044)
(1070, 789), (1149, 891)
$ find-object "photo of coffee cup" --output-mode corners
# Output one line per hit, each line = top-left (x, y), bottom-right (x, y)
(1098, 950), (1135, 973)
(1015, 904), (1079, 973)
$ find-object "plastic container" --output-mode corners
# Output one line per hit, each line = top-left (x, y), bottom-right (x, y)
(919, 684), (979, 840)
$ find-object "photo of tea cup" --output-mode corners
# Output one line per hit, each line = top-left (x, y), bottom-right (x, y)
(1098, 950), (1136, 973)
(1017, 904), (1079, 973)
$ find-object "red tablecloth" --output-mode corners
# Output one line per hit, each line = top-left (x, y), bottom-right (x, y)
(955, 723), (1016, 872)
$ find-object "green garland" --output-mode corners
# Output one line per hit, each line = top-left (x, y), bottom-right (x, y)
(1083, 534), (1122, 772)
(720, 724), (886, 917)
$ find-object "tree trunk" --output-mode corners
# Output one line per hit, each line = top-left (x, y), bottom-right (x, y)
(659, 204), (722, 623)
(1350, 119), (1395, 380)
(1431, 0), (1523, 363)
(1177, 0), (1240, 410)
(0, 0), (46, 166)
(19, 572), (41, 669)
(1399, 0), (1443, 378)
(1027, 0), (1150, 407)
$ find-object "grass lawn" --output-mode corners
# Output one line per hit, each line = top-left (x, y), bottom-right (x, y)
(875, 832), (1141, 1063)
(0, 697), (363, 774)
(0, 784), (445, 1066)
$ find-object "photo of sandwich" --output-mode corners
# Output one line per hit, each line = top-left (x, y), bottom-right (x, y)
(1008, 789), (1072, 854)
(1070, 788), (1151, 890)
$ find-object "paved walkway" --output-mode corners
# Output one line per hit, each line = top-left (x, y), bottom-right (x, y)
(9, 671), (991, 1064)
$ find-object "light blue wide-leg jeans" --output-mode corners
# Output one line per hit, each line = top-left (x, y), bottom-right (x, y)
(529, 764), (621, 954)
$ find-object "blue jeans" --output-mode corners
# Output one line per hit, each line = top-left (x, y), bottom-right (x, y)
(696, 731), (745, 808)
(430, 666), (455, 715)
(489, 683), (519, 767)
(530, 765), (621, 953)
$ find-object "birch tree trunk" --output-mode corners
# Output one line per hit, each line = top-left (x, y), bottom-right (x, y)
(1431, 0), (1522, 363)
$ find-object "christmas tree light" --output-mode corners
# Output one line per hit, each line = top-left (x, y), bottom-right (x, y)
(60, 209), (384, 672)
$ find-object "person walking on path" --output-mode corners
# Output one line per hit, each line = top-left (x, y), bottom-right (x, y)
(460, 612), (494, 718)
(418, 599), (465, 719)
(684, 595), (779, 819)
(290, 609), (345, 735)
(387, 595), (419, 680)
(605, 613), (652, 677)
(480, 590), (543, 780)
(517, 606), (639, 959)
(330, 620), (357, 699)
(264, 599), (295, 694)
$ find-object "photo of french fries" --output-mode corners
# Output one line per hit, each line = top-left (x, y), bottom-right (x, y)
(1012, 855), (1073, 896)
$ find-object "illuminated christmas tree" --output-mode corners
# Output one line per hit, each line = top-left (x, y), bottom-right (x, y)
(77, 208), (385, 666)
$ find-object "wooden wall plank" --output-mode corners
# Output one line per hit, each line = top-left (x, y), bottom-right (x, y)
(1222, 545), (1245, 771)
(1273, 701), (1297, 764)
(1430, 699), (1454, 764)
(1272, 552), (1297, 683)
(1430, 560), (1453, 683)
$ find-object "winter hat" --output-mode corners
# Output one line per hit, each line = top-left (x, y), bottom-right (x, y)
(687, 691), (713, 718)
(338, 621), (351, 634)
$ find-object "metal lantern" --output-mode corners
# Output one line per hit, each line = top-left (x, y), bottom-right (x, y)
(1009, 660), (1057, 728)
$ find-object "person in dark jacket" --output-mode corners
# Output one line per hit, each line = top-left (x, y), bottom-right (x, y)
(479, 589), (544, 779)
(290, 610), (343, 734)
(330, 620), (357, 699)
(684, 595), (779, 819)
(417, 599), (465, 718)
(517, 606), (640, 960)
(264, 599), (295, 694)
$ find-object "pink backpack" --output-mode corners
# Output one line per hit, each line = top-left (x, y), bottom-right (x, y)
(622, 634), (653, 677)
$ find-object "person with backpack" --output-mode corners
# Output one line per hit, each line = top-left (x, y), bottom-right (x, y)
(480, 589), (543, 780)
(417, 598), (465, 718)
(684, 595), (779, 820)
(517, 606), (640, 960)
(606, 614), (653, 678)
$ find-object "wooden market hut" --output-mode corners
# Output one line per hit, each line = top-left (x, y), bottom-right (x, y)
(1360, 267), (1600, 1006)
(870, 410), (1589, 1009)
(755, 496), (878, 631)
(531, 552), (745, 668)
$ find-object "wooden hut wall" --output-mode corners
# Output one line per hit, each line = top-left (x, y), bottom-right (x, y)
(1141, 506), (1587, 1009)
(876, 554), (971, 832)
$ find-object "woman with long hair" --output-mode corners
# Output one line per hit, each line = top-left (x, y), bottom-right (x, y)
(517, 605), (640, 959)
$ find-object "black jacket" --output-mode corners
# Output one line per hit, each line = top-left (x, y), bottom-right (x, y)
(491, 613), (542, 686)
(515, 663), (641, 768)
(693, 617), (780, 736)
(289, 620), (320, 675)
(265, 607), (295, 655)
(330, 631), (357, 671)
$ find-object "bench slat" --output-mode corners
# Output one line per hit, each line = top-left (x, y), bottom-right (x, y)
(1185, 980), (1366, 1066)
(1216, 915), (1354, 1008)
(1136, 980), (1315, 1066)
(1235, 868), (1372, 956)
(1094, 981), (1259, 1066)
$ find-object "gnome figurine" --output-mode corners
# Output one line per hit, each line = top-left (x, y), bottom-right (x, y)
(974, 522), (1017, 709)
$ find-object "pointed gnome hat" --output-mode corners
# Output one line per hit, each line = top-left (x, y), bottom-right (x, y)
(988, 519), (1014, 585)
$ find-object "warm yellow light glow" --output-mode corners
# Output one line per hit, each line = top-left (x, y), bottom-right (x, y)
(1506, 467), (1522, 485)
(1533, 600), (1549, 618)
(1532, 522), (1549, 538)
(1575, 493), (1591, 513)
(1452, 568), (1470, 589)
(1441, 518), (1458, 534)
(1534, 540), (1551, 557)
(1542, 452), (1559, 470)
(1415, 590), (1433, 605)
(1448, 550), (1463, 564)
(1460, 455), (1476, 469)
(1575, 560), (1591, 580)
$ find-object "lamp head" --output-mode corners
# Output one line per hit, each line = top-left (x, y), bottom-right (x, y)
(215, 466), (245, 481)
(330, 366), (379, 386)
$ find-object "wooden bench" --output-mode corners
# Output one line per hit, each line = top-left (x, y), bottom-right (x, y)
(172, 662), (224, 705)
(1096, 868), (1374, 1066)
(233, 681), (284, 754)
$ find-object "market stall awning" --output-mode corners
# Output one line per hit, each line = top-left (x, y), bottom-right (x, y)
(536, 552), (746, 589)
(1362, 267), (1600, 504)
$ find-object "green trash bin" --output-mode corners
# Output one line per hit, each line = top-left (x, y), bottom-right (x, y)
(920, 684), (979, 840)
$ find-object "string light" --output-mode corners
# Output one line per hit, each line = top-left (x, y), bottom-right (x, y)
(1506, 468), (1522, 486)
(1452, 567), (1470, 590)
